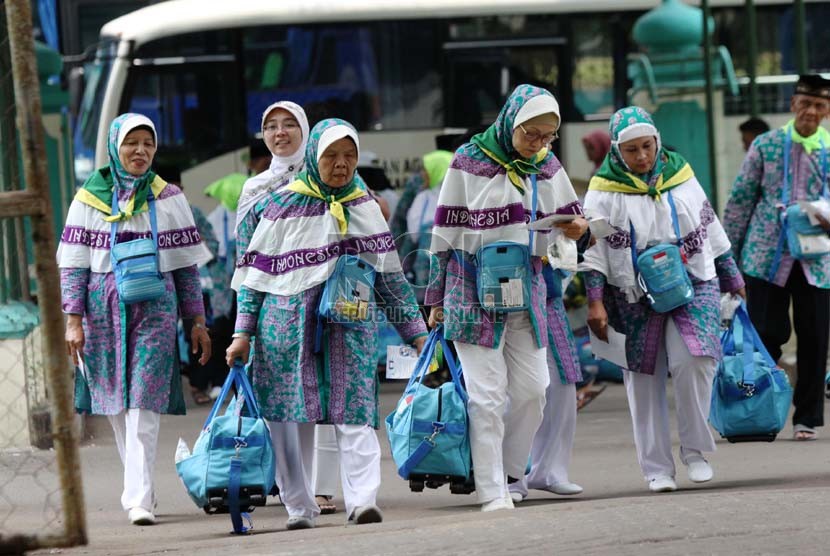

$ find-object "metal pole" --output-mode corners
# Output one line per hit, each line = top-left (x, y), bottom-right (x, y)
(701, 0), (719, 210)
(4, 0), (87, 547)
(794, 0), (808, 74)
(745, 0), (759, 117)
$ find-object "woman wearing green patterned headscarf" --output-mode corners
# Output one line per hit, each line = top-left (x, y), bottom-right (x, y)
(581, 106), (745, 495)
(226, 118), (427, 530)
(425, 84), (588, 513)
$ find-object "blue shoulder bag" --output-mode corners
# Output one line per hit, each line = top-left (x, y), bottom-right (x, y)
(769, 133), (830, 280)
(709, 302), (792, 441)
(110, 189), (166, 304)
(176, 361), (276, 534)
(630, 191), (694, 313)
(385, 325), (471, 485)
(318, 254), (376, 325)
(473, 174), (538, 312)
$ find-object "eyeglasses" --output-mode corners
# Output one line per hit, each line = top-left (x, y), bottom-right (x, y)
(263, 121), (300, 133)
(519, 124), (558, 145)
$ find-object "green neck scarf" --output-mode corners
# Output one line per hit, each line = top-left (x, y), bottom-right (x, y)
(592, 148), (690, 198)
(783, 120), (830, 154)
(82, 167), (157, 219)
(471, 126), (546, 192)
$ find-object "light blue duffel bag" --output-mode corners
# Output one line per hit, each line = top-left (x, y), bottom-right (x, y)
(709, 302), (792, 442)
(385, 326), (473, 493)
(176, 362), (275, 534)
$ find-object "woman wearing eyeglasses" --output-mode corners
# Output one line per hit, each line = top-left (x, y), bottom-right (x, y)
(426, 84), (587, 512)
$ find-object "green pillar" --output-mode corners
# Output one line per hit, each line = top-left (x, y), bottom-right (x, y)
(701, 0), (718, 211)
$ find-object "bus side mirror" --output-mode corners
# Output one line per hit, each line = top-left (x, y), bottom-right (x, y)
(68, 66), (85, 119)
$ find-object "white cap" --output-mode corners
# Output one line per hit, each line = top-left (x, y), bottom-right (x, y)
(117, 114), (156, 150)
(317, 125), (360, 163)
(514, 94), (561, 131)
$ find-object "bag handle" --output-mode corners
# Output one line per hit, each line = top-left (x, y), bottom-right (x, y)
(732, 302), (777, 387)
(436, 328), (467, 403)
(529, 174), (538, 256)
(202, 360), (262, 429)
(407, 328), (442, 390)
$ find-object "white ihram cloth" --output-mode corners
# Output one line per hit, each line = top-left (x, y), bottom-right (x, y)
(57, 186), (211, 272)
(580, 177), (731, 303)
(312, 424), (340, 498)
(231, 192), (400, 296)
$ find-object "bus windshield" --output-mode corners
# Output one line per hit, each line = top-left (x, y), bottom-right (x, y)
(73, 40), (116, 183)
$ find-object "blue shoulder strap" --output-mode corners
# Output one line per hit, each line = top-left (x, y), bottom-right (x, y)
(769, 133), (829, 281)
(109, 188), (159, 251)
(529, 174), (538, 255)
(629, 190), (681, 274)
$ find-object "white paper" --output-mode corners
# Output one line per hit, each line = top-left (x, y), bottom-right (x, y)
(386, 345), (420, 379)
(589, 326), (628, 369)
(798, 199), (830, 226)
(587, 217), (616, 239)
(76, 354), (87, 380)
(527, 213), (579, 230)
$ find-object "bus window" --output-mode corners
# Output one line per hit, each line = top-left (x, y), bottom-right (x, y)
(242, 21), (442, 133)
(73, 40), (116, 184)
(444, 40), (563, 128)
(121, 62), (243, 173)
(571, 16), (619, 118)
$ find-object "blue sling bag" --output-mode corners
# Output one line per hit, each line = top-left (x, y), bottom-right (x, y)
(473, 174), (538, 312)
(110, 189), (166, 304)
(630, 191), (694, 313)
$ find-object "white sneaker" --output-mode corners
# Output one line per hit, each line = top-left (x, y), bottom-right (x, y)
(481, 493), (514, 512)
(208, 386), (222, 400)
(286, 516), (315, 530)
(545, 482), (583, 496)
(685, 457), (714, 483)
(509, 491), (523, 504)
(128, 507), (156, 525)
(648, 476), (677, 493)
(350, 505), (383, 524)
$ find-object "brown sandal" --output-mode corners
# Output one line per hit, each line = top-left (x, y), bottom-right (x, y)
(576, 384), (607, 412)
(315, 495), (336, 514)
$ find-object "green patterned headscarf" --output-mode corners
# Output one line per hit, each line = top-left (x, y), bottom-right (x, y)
(286, 118), (369, 235)
(470, 84), (558, 191)
(591, 106), (691, 198)
(81, 113), (159, 220)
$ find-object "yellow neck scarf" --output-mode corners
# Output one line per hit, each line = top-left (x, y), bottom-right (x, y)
(588, 163), (694, 201)
(286, 178), (367, 235)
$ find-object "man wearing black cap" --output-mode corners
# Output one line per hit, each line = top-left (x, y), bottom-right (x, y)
(724, 74), (830, 441)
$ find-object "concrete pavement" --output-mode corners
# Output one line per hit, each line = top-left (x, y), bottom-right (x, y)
(27, 380), (830, 556)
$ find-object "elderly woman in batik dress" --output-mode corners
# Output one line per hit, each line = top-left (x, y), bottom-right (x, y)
(581, 106), (745, 493)
(59, 113), (212, 526)
(426, 84), (588, 512)
(227, 118), (427, 530)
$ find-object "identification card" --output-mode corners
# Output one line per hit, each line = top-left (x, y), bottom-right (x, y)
(386, 345), (420, 379)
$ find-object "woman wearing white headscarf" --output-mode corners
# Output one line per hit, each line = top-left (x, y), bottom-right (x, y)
(235, 101), (310, 255)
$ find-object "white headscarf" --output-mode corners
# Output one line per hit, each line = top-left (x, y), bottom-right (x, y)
(235, 101), (309, 230)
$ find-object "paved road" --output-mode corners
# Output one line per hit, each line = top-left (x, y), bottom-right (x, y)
(22, 380), (830, 556)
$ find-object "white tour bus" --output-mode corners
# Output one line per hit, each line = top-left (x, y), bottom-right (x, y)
(72, 0), (828, 212)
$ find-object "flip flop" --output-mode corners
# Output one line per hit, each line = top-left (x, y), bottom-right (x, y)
(576, 384), (607, 412)
(192, 390), (211, 405)
(315, 495), (337, 514)
(793, 424), (817, 441)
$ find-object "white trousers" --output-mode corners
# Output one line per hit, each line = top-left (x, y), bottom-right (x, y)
(510, 375), (577, 498)
(269, 421), (319, 519)
(108, 409), (161, 512)
(623, 317), (717, 481)
(271, 421), (380, 520)
(312, 424), (340, 498)
(455, 312), (549, 503)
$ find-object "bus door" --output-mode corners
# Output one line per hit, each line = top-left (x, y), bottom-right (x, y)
(443, 37), (568, 137)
